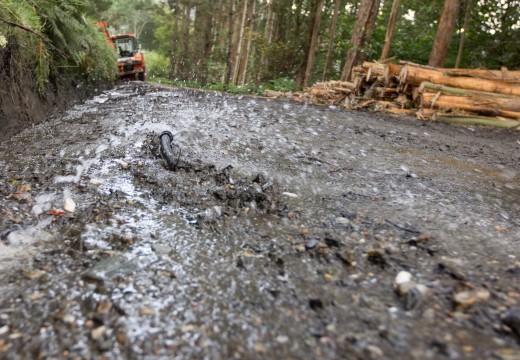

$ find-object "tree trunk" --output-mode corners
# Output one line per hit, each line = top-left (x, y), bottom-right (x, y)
(455, 0), (472, 68)
(230, 0), (248, 84)
(421, 92), (520, 118)
(179, 3), (192, 81)
(237, 0), (255, 86)
(400, 64), (520, 96)
(302, 0), (325, 87)
(322, 0), (341, 80)
(428, 0), (460, 67)
(224, 0), (236, 84)
(340, 0), (380, 81)
(169, 4), (180, 80)
(380, 0), (401, 61)
(260, 0), (275, 78)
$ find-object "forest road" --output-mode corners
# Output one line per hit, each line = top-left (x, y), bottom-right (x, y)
(1, 82), (520, 359)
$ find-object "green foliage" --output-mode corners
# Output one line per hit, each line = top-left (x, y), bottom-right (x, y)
(145, 50), (169, 80)
(0, 0), (116, 94)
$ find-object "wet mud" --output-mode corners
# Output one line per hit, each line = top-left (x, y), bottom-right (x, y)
(1, 82), (520, 359)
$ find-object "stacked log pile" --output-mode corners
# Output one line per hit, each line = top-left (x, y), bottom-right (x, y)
(264, 61), (520, 130)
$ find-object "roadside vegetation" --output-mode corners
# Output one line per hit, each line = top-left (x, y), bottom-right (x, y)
(0, 0), (116, 93)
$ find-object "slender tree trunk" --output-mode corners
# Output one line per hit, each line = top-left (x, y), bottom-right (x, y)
(302, 0), (325, 87)
(340, 0), (380, 81)
(225, 0), (236, 84)
(322, 0), (341, 80)
(230, 0), (248, 84)
(455, 0), (471, 68)
(429, 0), (460, 67)
(179, 3), (192, 81)
(169, 5), (180, 80)
(260, 0), (274, 78)
(193, 3), (205, 82)
(237, 0), (255, 86)
(380, 0), (400, 60)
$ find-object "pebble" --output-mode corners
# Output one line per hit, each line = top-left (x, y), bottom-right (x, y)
(282, 192), (298, 198)
(116, 159), (129, 169)
(453, 288), (490, 309)
(91, 326), (107, 340)
(64, 198), (76, 212)
(90, 178), (101, 185)
(335, 217), (350, 226)
(276, 335), (289, 344)
(394, 271), (413, 287)
(305, 239), (319, 250)
(0, 325), (8, 336)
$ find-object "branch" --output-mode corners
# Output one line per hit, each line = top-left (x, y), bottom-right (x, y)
(0, 16), (66, 58)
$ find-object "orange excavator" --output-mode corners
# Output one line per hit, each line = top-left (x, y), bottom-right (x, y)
(96, 21), (146, 81)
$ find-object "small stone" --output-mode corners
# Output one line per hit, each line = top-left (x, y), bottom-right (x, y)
(139, 307), (156, 316)
(324, 273), (335, 282)
(502, 307), (520, 341)
(439, 257), (467, 280)
(394, 271), (413, 287)
(366, 249), (387, 267)
(91, 325), (107, 340)
(276, 335), (289, 344)
(295, 244), (306, 252)
(28, 292), (45, 301)
(282, 192), (298, 198)
(336, 249), (355, 266)
(64, 198), (76, 213)
(254, 343), (266, 353)
(116, 160), (129, 169)
(305, 239), (319, 250)
(0, 325), (8, 336)
(494, 348), (520, 360)
(335, 217), (351, 226)
(324, 236), (340, 247)
(453, 288), (490, 309)
(62, 314), (75, 324)
(90, 178), (101, 185)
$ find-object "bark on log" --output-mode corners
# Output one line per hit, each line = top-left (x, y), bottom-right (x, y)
(421, 92), (520, 118)
(400, 65), (520, 96)
(443, 69), (520, 82)
(434, 114), (520, 129)
(419, 82), (520, 100)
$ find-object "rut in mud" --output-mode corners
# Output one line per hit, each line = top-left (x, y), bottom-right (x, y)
(0, 82), (520, 359)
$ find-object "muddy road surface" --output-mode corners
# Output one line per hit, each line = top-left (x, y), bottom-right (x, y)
(1, 82), (520, 359)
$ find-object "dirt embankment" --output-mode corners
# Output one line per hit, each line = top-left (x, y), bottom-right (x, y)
(0, 46), (105, 143)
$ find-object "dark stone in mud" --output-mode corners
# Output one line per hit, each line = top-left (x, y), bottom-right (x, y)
(324, 236), (340, 248)
(336, 249), (355, 266)
(366, 249), (387, 267)
(502, 308), (520, 341)
(309, 298), (324, 311)
(438, 258), (467, 281)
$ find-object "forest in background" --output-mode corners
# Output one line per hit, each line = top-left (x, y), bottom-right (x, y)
(0, 0), (519, 95)
(102, 0), (520, 93)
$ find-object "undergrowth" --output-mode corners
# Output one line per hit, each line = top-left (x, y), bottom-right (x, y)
(0, 0), (116, 94)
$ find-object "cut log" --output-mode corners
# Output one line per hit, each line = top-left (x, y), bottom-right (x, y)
(400, 65), (520, 96)
(442, 68), (520, 81)
(419, 82), (520, 100)
(421, 92), (520, 119)
(384, 63), (402, 86)
(363, 62), (386, 81)
(263, 90), (286, 98)
(433, 114), (520, 129)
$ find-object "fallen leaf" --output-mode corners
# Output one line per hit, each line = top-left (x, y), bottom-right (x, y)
(49, 209), (66, 216)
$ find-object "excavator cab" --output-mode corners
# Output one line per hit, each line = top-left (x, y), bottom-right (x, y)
(111, 34), (146, 81)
